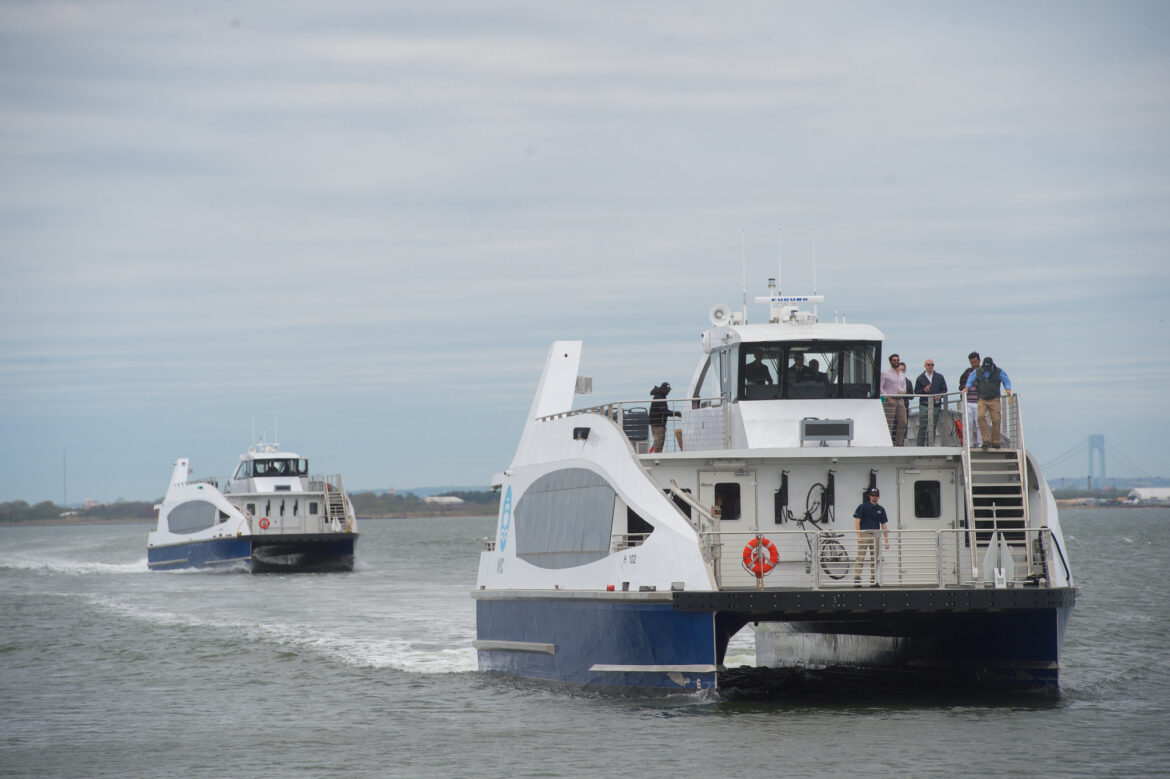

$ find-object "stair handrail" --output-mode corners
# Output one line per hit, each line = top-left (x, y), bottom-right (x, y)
(960, 388), (979, 577)
(1009, 393), (1033, 572)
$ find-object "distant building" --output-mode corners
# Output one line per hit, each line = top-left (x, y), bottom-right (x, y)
(1128, 488), (1170, 503)
(423, 495), (464, 505)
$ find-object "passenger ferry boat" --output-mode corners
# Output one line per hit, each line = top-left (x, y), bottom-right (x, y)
(148, 443), (358, 572)
(474, 281), (1075, 692)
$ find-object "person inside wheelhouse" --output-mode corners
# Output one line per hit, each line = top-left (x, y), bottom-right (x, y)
(236, 458), (309, 478)
(738, 342), (880, 400)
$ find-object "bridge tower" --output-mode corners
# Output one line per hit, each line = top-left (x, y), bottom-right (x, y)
(1088, 434), (1106, 489)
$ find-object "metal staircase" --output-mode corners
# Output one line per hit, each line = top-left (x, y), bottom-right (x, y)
(967, 449), (1027, 546)
(960, 394), (1036, 578)
(324, 476), (350, 531)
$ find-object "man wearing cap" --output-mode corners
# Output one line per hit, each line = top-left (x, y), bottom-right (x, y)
(648, 382), (680, 453)
(852, 488), (889, 587)
(964, 357), (1012, 449)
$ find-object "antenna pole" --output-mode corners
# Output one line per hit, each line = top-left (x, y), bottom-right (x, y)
(741, 229), (747, 323)
(812, 228), (819, 321)
(777, 228), (782, 295)
(63, 448), (67, 508)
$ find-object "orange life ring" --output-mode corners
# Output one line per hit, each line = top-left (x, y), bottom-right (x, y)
(259, 517), (270, 529)
(742, 536), (779, 576)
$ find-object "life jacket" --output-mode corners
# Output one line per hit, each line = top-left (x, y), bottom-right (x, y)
(976, 368), (1003, 400)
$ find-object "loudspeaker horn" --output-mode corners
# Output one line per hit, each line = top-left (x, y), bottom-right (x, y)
(708, 303), (733, 326)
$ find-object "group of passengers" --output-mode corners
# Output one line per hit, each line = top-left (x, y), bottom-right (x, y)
(880, 352), (1012, 449)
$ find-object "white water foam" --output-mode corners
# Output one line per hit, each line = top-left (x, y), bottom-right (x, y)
(87, 595), (479, 674)
(0, 554), (150, 576)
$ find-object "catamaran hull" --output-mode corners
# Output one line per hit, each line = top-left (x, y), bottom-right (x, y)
(475, 589), (1073, 693)
(474, 594), (720, 692)
(754, 606), (1074, 689)
(147, 533), (357, 572)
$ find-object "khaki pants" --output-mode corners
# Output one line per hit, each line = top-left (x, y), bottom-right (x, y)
(884, 399), (907, 446)
(651, 425), (666, 452)
(853, 530), (882, 583)
(977, 397), (1002, 446)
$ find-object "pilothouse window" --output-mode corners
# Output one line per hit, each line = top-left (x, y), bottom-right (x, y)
(738, 342), (879, 400)
(252, 458), (308, 477)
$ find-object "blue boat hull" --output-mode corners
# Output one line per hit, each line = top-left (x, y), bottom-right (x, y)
(763, 607), (1073, 689)
(148, 534), (356, 572)
(476, 590), (1073, 693)
(475, 595), (719, 692)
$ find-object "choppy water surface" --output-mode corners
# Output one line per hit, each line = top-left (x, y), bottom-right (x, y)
(2, 509), (1167, 777)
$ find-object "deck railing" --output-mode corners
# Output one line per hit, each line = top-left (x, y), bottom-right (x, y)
(705, 526), (1057, 590)
(538, 391), (1022, 453)
(538, 397), (727, 454)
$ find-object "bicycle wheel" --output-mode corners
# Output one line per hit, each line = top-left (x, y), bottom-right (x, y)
(819, 535), (850, 580)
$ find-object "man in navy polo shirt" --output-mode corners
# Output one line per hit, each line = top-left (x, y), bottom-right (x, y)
(852, 487), (889, 587)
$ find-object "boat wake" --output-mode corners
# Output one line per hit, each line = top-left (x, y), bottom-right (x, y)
(0, 554), (149, 576)
(87, 594), (479, 674)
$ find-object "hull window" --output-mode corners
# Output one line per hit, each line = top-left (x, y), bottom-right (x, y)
(514, 468), (615, 569)
(167, 500), (217, 534)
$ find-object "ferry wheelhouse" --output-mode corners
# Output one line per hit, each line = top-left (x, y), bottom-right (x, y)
(148, 443), (358, 572)
(473, 284), (1075, 692)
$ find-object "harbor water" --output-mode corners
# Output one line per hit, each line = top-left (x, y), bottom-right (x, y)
(2, 508), (1167, 777)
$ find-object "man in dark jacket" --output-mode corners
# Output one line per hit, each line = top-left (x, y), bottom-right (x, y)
(914, 358), (948, 446)
(964, 357), (1012, 449)
(649, 383), (681, 453)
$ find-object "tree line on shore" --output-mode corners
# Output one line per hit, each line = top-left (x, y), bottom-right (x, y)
(1, 490), (501, 523)
(0, 499), (157, 523)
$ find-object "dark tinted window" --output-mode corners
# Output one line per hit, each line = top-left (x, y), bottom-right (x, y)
(914, 481), (942, 519)
(738, 341), (879, 400)
(715, 483), (741, 520)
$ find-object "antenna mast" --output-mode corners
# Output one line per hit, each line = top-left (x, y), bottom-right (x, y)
(812, 228), (819, 321)
(777, 228), (782, 295)
(741, 229), (747, 324)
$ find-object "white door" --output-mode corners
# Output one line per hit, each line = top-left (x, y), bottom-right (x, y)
(699, 470), (760, 588)
(894, 467), (960, 585)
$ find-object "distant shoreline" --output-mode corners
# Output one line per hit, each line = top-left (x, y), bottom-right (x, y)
(3, 512), (494, 528)
(1058, 503), (1170, 510)
(3, 517), (155, 527)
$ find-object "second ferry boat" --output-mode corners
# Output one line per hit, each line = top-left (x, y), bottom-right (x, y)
(148, 443), (358, 572)
(474, 280), (1075, 693)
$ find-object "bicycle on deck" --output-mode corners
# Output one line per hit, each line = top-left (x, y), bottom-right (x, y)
(782, 482), (851, 580)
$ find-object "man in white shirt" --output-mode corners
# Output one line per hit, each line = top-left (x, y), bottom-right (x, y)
(879, 353), (906, 446)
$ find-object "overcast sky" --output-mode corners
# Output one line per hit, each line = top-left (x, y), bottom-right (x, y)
(2, 1), (1167, 504)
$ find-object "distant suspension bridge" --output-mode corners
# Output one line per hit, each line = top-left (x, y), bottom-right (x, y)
(1040, 434), (1153, 488)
